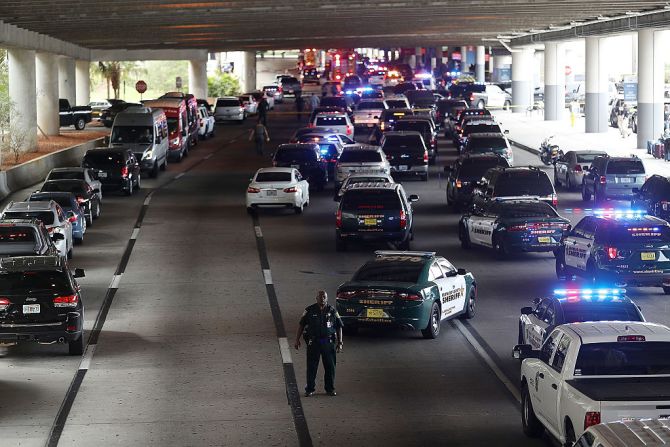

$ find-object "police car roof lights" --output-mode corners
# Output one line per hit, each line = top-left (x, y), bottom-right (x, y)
(562, 208), (646, 219)
(553, 288), (626, 303)
(375, 250), (435, 258)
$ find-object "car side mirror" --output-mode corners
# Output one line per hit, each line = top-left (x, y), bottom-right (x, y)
(521, 306), (533, 315)
(51, 233), (64, 241)
(513, 344), (538, 360)
(73, 268), (85, 278)
(457, 268), (467, 276)
(408, 194), (419, 202)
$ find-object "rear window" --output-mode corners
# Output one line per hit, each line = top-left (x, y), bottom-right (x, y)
(468, 137), (507, 152)
(385, 100), (408, 108)
(436, 100), (466, 114)
(48, 171), (83, 181)
(353, 259), (424, 283)
(463, 125), (501, 135)
(0, 227), (35, 243)
(394, 122), (430, 133)
(607, 160), (645, 175)
(357, 102), (384, 110)
(4, 211), (54, 225)
(341, 189), (401, 211)
(500, 202), (558, 218)
(83, 152), (123, 167)
(275, 148), (316, 162)
(41, 181), (85, 194)
(495, 172), (554, 196)
(111, 126), (152, 144)
(282, 77), (299, 84)
(216, 99), (240, 107)
(338, 151), (382, 163)
(574, 342), (670, 376)
(316, 116), (346, 126)
(562, 303), (643, 324)
(0, 271), (72, 295)
(458, 161), (506, 179)
(596, 224), (670, 244)
(576, 153), (605, 163)
(255, 172), (292, 182)
(320, 98), (347, 108)
(383, 135), (425, 150)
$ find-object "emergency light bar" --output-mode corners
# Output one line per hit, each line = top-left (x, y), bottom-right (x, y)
(562, 208), (646, 219)
(415, 73), (432, 79)
(554, 288), (625, 296)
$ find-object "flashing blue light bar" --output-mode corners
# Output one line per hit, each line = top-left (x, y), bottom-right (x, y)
(345, 90), (354, 95)
(554, 288), (625, 296)
(562, 208), (646, 219)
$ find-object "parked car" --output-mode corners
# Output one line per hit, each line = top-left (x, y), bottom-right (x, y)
(582, 156), (646, 203)
(380, 131), (429, 181)
(87, 100), (111, 119)
(197, 105), (215, 140)
(0, 219), (60, 257)
(59, 99), (92, 130)
(631, 175), (670, 221)
(82, 148), (141, 196)
(553, 150), (607, 191)
(246, 168), (309, 214)
(214, 97), (245, 123)
(46, 167), (103, 202)
(272, 144), (328, 191)
(28, 192), (87, 243)
(38, 179), (101, 226)
(100, 101), (142, 128)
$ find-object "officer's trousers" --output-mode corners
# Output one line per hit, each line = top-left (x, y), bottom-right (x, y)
(306, 341), (336, 393)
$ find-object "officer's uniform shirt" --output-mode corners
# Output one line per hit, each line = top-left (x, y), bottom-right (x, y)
(300, 303), (343, 342)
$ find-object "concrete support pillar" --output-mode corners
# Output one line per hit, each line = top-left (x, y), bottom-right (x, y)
(493, 55), (511, 82)
(75, 60), (90, 105)
(512, 48), (534, 113)
(58, 56), (76, 104)
(243, 51), (256, 92)
(415, 47), (423, 68)
(637, 29), (667, 148)
(544, 42), (565, 121)
(188, 60), (208, 99)
(36, 52), (60, 136)
(408, 55), (417, 69)
(461, 46), (469, 70)
(585, 37), (608, 133)
(8, 48), (37, 151)
(475, 46), (486, 83)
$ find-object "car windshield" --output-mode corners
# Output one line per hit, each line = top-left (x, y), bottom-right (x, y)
(341, 189), (400, 211)
(0, 271), (71, 295)
(316, 116), (346, 126)
(576, 153), (605, 163)
(275, 149), (316, 162)
(216, 99), (240, 107)
(255, 172), (292, 182)
(357, 102), (384, 110)
(0, 227), (36, 243)
(458, 161), (506, 179)
(607, 160), (645, 175)
(111, 126), (153, 144)
(353, 260), (424, 283)
(596, 224), (670, 244)
(383, 135), (424, 151)
(495, 173), (554, 196)
(48, 171), (83, 181)
(41, 181), (85, 194)
(574, 342), (670, 376)
(468, 137), (508, 152)
(338, 151), (382, 163)
(501, 202), (558, 218)
(83, 152), (123, 168)
(4, 211), (54, 225)
(562, 303), (643, 324)
(166, 118), (179, 134)
(385, 100), (408, 108)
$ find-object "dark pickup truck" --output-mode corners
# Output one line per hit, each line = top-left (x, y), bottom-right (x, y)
(59, 99), (92, 130)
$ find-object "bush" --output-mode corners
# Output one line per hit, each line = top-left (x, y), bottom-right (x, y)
(208, 72), (241, 97)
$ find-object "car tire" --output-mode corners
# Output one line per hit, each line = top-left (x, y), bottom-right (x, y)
(581, 182), (591, 201)
(161, 158), (168, 171)
(663, 286), (670, 295)
(421, 302), (441, 339)
(476, 100), (485, 109)
(521, 384), (543, 438)
(246, 207), (256, 215)
(68, 335), (84, 356)
(564, 421), (576, 447)
(74, 118), (86, 130)
(493, 236), (507, 259)
(335, 236), (346, 252)
(75, 235), (83, 245)
(459, 225), (471, 249)
(294, 203), (303, 214)
(461, 288), (476, 319)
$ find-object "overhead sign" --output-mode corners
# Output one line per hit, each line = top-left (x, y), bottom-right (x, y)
(135, 80), (147, 94)
(175, 76), (183, 89)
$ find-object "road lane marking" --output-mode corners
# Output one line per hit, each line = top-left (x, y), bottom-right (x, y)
(278, 337), (292, 364)
(130, 228), (140, 240)
(263, 269), (273, 285)
(204, 153), (213, 160)
(78, 344), (97, 371)
(143, 195), (152, 206)
(175, 173), (185, 179)
(453, 319), (521, 403)
(254, 226), (263, 238)
(109, 274), (123, 290)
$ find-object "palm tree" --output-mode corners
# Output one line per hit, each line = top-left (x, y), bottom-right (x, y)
(96, 61), (146, 100)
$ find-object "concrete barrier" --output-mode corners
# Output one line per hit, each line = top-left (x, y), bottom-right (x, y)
(0, 137), (104, 200)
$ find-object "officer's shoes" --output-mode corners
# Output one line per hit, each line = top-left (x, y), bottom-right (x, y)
(326, 390), (337, 396)
(304, 391), (315, 397)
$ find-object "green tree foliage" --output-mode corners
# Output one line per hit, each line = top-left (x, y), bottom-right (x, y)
(208, 72), (241, 97)
(95, 61), (146, 99)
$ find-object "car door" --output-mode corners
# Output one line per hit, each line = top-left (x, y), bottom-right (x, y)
(564, 218), (592, 271)
(467, 204), (488, 246)
(542, 333), (571, 434)
(526, 299), (550, 350)
(471, 203), (496, 247)
(437, 258), (467, 318)
(555, 152), (570, 185)
(574, 218), (597, 271)
(533, 330), (561, 423)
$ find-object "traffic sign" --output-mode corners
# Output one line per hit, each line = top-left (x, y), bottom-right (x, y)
(135, 80), (147, 94)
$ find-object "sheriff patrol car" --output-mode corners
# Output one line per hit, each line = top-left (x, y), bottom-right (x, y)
(556, 209), (670, 294)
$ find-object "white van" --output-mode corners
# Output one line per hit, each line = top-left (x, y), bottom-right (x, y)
(575, 419), (670, 447)
(110, 107), (169, 177)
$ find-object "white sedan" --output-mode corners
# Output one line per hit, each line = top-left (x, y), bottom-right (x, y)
(246, 168), (309, 214)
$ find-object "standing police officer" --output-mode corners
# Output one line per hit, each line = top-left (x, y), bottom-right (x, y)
(294, 290), (343, 397)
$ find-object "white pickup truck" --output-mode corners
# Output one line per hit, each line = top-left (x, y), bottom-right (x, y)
(352, 100), (386, 129)
(514, 321), (670, 446)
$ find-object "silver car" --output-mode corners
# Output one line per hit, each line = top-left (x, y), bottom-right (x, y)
(214, 97), (245, 122)
(553, 150), (607, 191)
(335, 144), (391, 188)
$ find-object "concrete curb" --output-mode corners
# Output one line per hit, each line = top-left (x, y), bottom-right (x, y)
(508, 138), (541, 155)
(0, 137), (105, 201)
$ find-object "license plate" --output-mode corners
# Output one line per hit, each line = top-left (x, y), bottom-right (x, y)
(23, 304), (40, 314)
(266, 190), (277, 197)
(98, 172), (107, 178)
(398, 165), (408, 171)
(366, 308), (384, 318)
(364, 218), (377, 226)
(538, 237), (552, 243)
(618, 177), (632, 183)
(641, 252), (656, 261)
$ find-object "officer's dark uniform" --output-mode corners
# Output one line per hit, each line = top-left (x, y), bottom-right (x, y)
(300, 303), (343, 394)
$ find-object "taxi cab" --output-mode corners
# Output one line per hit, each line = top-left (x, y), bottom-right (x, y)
(518, 288), (645, 349)
(555, 209), (670, 294)
(336, 251), (476, 339)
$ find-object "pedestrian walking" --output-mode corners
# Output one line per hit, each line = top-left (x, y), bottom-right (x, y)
(295, 93), (305, 121)
(248, 122), (270, 155)
(257, 96), (269, 126)
(294, 290), (343, 397)
(310, 93), (320, 110)
(618, 105), (630, 139)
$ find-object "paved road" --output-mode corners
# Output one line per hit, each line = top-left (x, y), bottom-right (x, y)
(2, 100), (669, 446)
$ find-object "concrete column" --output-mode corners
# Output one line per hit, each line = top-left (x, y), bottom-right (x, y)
(475, 46), (486, 82)
(36, 52), (59, 136)
(408, 55), (417, 69)
(637, 29), (667, 148)
(461, 46), (469, 70)
(415, 47), (423, 68)
(243, 51), (256, 92)
(188, 60), (208, 98)
(8, 48), (37, 151)
(585, 37), (608, 133)
(493, 55), (511, 82)
(58, 56), (76, 104)
(544, 42), (565, 121)
(512, 48), (534, 113)
(75, 60), (90, 105)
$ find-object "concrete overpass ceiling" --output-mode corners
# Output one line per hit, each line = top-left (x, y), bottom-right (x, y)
(0, 1), (668, 51)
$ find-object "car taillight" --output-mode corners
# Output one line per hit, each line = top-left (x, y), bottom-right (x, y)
(277, 87), (283, 93)
(47, 227), (55, 233)
(584, 412), (601, 430)
(607, 246), (618, 260)
(53, 294), (79, 308)
(399, 210), (407, 229)
(283, 186), (297, 193)
(308, 123), (315, 128)
(395, 292), (422, 301)
(380, 122), (386, 131)
(247, 187), (260, 193)
(573, 165), (582, 172)
(552, 193), (558, 207)
(68, 215), (77, 223)
(508, 224), (527, 232)
(336, 209), (342, 228)
(423, 151), (428, 163)
(469, 93), (474, 101)
(599, 175), (607, 184)
(346, 125), (352, 135)
(337, 290), (357, 300)
(456, 180), (462, 188)
(0, 298), (10, 311)
(121, 166), (129, 178)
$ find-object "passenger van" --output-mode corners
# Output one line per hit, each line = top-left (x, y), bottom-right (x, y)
(143, 98), (189, 162)
(110, 107), (169, 177)
(160, 92), (200, 148)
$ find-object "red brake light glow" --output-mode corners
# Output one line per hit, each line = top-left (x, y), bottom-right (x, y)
(121, 166), (129, 178)
(247, 187), (260, 193)
(53, 295), (79, 308)
(617, 335), (646, 342)
(599, 175), (607, 184)
(607, 247), (618, 260)
(395, 292), (422, 301)
(584, 412), (601, 430)
(0, 298), (10, 311)
(399, 210), (407, 229)
(336, 209), (342, 228)
(573, 165), (582, 172)
(68, 216), (77, 223)
(283, 187), (297, 193)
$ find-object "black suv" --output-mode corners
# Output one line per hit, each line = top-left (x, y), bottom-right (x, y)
(631, 175), (670, 221)
(0, 256), (86, 355)
(379, 108), (414, 132)
(82, 148), (141, 196)
(380, 131), (429, 181)
(0, 219), (59, 257)
(472, 166), (557, 208)
(336, 183), (418, 251)
(393, 118), (438, 163)
(272, 144), (328, 190)
(445, 154), (510, 211)
(462, 132), (513, 164)
(582, 155), (646, 203)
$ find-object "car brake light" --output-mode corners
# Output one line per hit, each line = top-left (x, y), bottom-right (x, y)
(247, 187), (260, 193)
(395, 292), (422, 301)
(423, 151), (428, 163)
(399, 210), (407, 229)
(0, 298), (10, 311)
(508, 224), (527, 232)
(68, 216), (77, 223)
(336, 209), (342, 228)
(599, 175), (607, 184)
(283, 186), (297, 193)
(552, 193), (558, 207)
(346, 125), (352, 135)
(574, 165), (582, 172)
(337, 290), (357, 300)
(607, 246), (618, 259)
(456, 180), (462, 188)
(53, 294), (79, 308)
(121, 166), (129, 178)
(47, 227), (55, 233)
(584, 412), (601, 430)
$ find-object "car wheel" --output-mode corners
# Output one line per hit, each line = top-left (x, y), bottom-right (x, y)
(459, 225), (471, 249)
(476, 100), (485, 109)
(663, 286), (670, 295)
(421, 302), (441, 339)
(335, 236), (346, 252)
(68, 335), (84, 356)
(521, 384), (543, 437)
(461, 288), (476, 319)
(74, 118), (86, 130)
(493, 236), (507, 259)
(581, 182), (591, 201)
(161, 157), (168, 171)
(75, 235), (83, 245)
(246, 206), (256, 215)
(294, 203), (303, 214)
(564, 421), (576, 447)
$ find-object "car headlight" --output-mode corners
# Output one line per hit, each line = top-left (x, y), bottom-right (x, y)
(143, 150), (153, 160)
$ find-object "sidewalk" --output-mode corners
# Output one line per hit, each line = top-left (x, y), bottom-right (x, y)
(493, 110), (669, 177)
